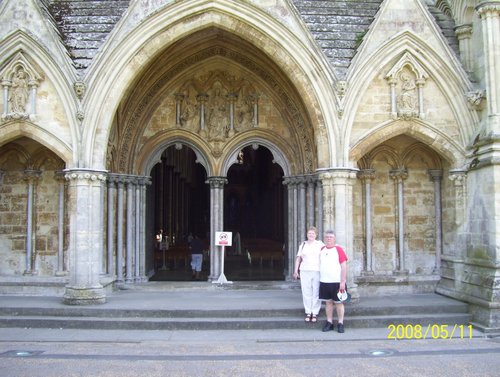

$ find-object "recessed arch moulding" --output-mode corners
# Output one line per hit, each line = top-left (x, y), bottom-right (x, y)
(108, 29), (317, 177)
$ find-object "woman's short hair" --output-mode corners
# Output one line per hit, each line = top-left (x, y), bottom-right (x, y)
(307, 226), (318, 235)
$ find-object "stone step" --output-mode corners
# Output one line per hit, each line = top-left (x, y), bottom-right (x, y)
(0, 288), (471, 331)
(0, 300), (469, 318)
(0, 312), (470, 331)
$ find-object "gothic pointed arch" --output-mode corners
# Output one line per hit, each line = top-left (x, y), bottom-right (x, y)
(83, 1), (338, 170)
(137, 132), (213, 177)
(0, 30), (81, 164)
(0, 121), (72, 164)
(350, 118), (465, 168)
(109, 29), (317, 177)
(221, 137), (291, 177)
(345, 30), (475, 167)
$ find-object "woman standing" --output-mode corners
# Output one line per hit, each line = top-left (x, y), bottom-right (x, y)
(293, 226), (324, 323)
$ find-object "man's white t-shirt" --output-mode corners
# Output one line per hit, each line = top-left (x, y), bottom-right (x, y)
(319, 245), (348, 283)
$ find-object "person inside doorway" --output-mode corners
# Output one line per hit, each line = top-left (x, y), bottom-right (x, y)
(293, 226), (324, 323)
(319, 229), (348, 333)
(190, 234), (205, 280)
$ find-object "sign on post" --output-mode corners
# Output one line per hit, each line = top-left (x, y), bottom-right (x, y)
(213, 231), (232, 284)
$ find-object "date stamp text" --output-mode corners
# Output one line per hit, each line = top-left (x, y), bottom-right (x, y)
(387, 324), (473, 340)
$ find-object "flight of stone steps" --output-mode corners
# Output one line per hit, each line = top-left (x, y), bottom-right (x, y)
(0, 287), (470, 331)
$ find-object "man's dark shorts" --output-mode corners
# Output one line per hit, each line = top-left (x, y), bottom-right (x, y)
(319, 282), (347, 303)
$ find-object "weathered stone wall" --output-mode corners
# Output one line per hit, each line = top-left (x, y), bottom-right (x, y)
(352, 135), (445, 278)
(0, 140), (64, 276)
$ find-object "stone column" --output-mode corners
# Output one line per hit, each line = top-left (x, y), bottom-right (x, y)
(55, 171), (68, 276)
(116, 177), (125, 283)
(476, 1), (500, 132)
(252, 94), (259, 126)
(207, 177), (227, 281)
(416, 78), (426, 119)
(455, 24), (474, 74)
(283, 177), (298, 279)
(318, 171), (334, 236)
(476, 0), (500, 134)
(318, 168), (359, 297)
(306, 175), (316, 229)
(358, 169), (376, 274)
(106, 176), (117, 276)
(134, 178), (141, 281)
(315, 176), (323, 239)
(23, 170), (41, 275)
(447, 170), (468, 256)
(390, 169), (408, 274)
(227, 93), (237, 137)
(138, 176), (151, 282)
(28, 79), (38, 117)
(63, 169), (107, 305)
(298, 176), (307, 239)
(387, 77), (398, 119)
(198, 94), (208, 137)
(125, 176), (135, 283)
(429, 170), (444, 273)
(175, 93), (184, 126)
(1, 81), (9, 116)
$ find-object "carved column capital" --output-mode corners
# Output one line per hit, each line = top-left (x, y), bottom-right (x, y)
(357, 169), (376, 182)
(448, 169), (467, 187)
(428, 169), (444, 181)
(389, 169), (408, 182)
(23, 169), (42, 183)
(64, 169), (107, 184)
(206, 176), (227, 189)
(476, 2), (500, 17)
(454, 23), (473, 39)
(197, 93), (208, 103)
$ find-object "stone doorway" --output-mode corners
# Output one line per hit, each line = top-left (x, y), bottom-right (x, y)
(224, 145), (286, 281)
(148, 145), (209, 281)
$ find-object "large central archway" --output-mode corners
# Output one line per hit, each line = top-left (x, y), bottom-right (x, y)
(107, 25), (320, 283)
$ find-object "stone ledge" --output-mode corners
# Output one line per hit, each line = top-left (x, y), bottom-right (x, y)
(355, 274), (440, 296)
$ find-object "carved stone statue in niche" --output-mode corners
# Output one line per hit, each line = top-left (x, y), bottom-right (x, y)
(207, 81), (228, 141)
(180, 91), (199, 131)
(397, 69), (418, 118)
(9, 67), (29, 113)
(237, 96), (254, 130)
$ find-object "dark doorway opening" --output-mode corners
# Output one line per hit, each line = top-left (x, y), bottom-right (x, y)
(224, 145), (286, 280)
(149, 145), (209, 281)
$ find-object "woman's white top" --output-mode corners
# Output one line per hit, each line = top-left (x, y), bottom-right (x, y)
(296, 240), (324, 272)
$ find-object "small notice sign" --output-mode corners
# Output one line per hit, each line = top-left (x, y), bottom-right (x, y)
(215, 231), (232, 246)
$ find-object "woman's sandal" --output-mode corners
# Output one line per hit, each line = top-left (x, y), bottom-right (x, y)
(304, 314), (311, 322)
(311, 315), (318, 323)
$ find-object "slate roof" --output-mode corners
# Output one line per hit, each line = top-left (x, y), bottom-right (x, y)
(292, 0), (460, 79)
(46, 0), (130, 71)
(44, 0), (459, 78)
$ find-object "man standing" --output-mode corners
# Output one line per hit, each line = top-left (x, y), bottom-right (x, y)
(190, 235), (205, 280)
(319, 230), (348, 333)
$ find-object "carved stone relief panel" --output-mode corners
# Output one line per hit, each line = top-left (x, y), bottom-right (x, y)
(174, 70), (259, 143)
(118, 46), (315, 174)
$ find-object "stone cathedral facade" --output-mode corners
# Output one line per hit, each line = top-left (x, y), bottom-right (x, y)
(0, 0), (499, 330)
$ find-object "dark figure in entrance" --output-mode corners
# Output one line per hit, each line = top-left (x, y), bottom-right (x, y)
(190, 235), (205, 280)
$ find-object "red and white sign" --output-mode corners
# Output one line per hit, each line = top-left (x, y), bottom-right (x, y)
(215, 231), (232, 246)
